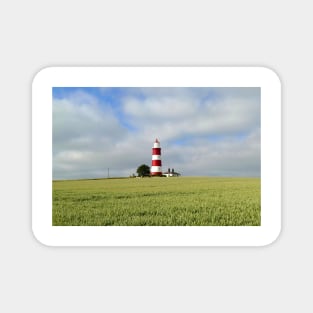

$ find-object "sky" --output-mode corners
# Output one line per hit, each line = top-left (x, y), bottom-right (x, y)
(52, 87), (260, 179)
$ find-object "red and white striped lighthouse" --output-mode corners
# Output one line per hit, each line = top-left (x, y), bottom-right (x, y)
(151, 138), (162, 176)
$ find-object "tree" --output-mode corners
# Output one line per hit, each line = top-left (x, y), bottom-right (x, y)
(136, 164), (150, 177)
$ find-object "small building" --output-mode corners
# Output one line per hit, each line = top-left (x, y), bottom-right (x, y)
(163, 168), (181, 177)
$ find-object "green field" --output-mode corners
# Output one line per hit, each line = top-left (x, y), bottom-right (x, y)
(52, 177), (261, 226)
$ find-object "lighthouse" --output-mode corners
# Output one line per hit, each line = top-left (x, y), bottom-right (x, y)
(151, 138), (162, 176)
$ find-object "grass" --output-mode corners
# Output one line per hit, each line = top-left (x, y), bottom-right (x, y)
(52, 176), (261, 226)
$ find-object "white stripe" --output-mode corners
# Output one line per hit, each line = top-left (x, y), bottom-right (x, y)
(152, 155), (161, 160)
(151, 166), (162, 172)
(153, 143), (160, 148)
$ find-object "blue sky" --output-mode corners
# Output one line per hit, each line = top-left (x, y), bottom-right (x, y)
(53, 87), (260, 179)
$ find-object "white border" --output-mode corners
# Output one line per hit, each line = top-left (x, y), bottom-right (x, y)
(32, 67), (281, 246)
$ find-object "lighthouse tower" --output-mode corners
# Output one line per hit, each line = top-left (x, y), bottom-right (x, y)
(151, 138), (162, 176)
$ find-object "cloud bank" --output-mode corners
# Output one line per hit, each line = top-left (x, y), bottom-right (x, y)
(53, 87), (260, 179)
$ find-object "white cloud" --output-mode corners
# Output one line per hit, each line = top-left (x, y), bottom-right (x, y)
(162, 129), (260, 177)
(53, 94), (131, 179)
(122, 89), (260, 141)
(123, 97), (196, 118)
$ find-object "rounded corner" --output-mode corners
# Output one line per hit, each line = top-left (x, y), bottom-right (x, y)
(258, 66), (282, 87)
(32, 66), (55, 88)
(260, 225), (282, 247)
(31, 226), (53, 247)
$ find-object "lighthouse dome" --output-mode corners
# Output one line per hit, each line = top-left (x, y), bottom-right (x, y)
(153, 139), (160, 148)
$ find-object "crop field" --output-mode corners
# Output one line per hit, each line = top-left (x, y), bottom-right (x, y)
(52, 177), (261, 226)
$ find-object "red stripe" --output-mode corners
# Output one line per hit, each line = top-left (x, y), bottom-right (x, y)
(152, 160), (162, 166)
(151, 172), (162, 176)
(152, 148), (161, 155)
